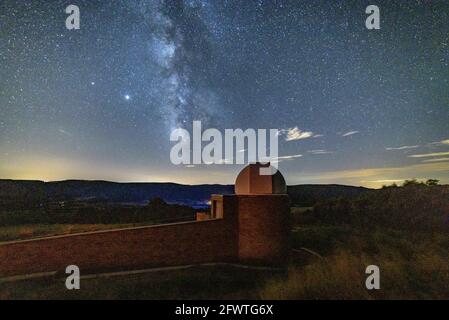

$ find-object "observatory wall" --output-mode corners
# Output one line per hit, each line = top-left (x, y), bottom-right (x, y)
(0, 201), (239, 278)
(0, 190), (291, 278)
(236, 194), (290, 263)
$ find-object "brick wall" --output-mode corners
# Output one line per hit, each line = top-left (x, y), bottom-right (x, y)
(0, 194), (291, 277)
(0, 210), (239, 277)
(237, 195), (290, 264)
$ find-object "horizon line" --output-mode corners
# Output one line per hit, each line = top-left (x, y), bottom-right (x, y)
(0, 177), (376, 188)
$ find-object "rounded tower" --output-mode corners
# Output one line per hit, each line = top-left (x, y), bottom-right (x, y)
(234, 163), (290, 264)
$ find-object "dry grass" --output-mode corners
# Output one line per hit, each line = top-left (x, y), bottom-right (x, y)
(260, 232), (449, 299)
(261, 251), (371, 299)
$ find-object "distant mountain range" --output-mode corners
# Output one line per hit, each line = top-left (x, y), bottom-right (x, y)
(0, 179), (372, 208)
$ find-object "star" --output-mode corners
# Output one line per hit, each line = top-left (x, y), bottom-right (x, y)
(0, 1), (447, 186)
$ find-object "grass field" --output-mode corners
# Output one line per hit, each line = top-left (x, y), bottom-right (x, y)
(0, 265), (278, 299)
(2, 205), (449, 299)
(262, 226), (449, 299)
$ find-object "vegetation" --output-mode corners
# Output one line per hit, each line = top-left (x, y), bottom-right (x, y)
(1, 183), (448, 299)
(0, 265), (274, 300)
(0, 197), (195, 241)
(261, 228), (449, 299)
(262, 184), (449, 299)
(300, 184), (449, 231)
(382, 178), (441, 188)
(287, 184), (370, 207)
(0, 197), (195, 226)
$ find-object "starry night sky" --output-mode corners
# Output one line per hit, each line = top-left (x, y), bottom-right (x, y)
(1, 0), (448, 187)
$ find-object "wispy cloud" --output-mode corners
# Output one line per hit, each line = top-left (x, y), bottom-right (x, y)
(421, 157), (449, 163)
(385, 145), (420, 151)
(307, 149), (334, 155)
(271, 153), (303, 163)
(341, 130), (359, 137)
(362, 179), (405, 184)
(408, 151), (449, 158)
(385, 139), (449, 150)
(277, 154), (303, 160)
(289, 161), (449, 188)
(429, 139), (449, 146)
(58, 128), (73, 137)
(279, 127), (315, 141)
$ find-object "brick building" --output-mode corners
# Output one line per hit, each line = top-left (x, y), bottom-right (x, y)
(0, 163), (290, 277)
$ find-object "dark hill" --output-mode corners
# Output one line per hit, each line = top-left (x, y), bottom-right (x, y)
(309, 184), (449, 230)
(0, 179), (371, 208)
(287, 184), (371, 207)
(0, 180), (234, 208)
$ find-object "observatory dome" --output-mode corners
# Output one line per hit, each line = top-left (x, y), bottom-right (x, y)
(235, 163), (287, 195)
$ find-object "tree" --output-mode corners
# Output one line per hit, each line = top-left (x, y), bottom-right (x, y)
(425, 179), (439, 186)
(382, 182), (398, 189)
(402, 179), (422, 187)
(147, 197), (167, 207)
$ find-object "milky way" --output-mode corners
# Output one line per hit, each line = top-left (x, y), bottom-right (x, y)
(0, 0), (448, 187)
(134, 0), (222, 130)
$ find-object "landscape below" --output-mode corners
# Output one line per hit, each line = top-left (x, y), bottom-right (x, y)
(0, 179), (369, 240)
(0, 180), (448, 299)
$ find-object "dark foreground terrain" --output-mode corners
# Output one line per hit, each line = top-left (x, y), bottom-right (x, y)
(1, 184), (448, 299)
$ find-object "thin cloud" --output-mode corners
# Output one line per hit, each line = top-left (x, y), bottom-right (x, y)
(290, 161), (449, 188)
(408, 151), (449, 158)
(58, 128), (73, 137)
(277, 154), (303, 160)
(362, 179), (405, 184)
(307, 149), (334, 154)
(385, 145), (420, 151)
(341, 130), (359, 137)
(271, 153), (303, 163)
(304, 163), (449, 180)
(428, 139), (449, 146)
(279, 127), (314, 141)
(421, 157), (449, 163)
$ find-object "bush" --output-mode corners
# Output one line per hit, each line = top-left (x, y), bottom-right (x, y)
(260, 241), (449, 299)
(309, 185), (449, 231)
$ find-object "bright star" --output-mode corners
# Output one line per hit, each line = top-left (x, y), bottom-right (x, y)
(124, 94), (131, 100)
